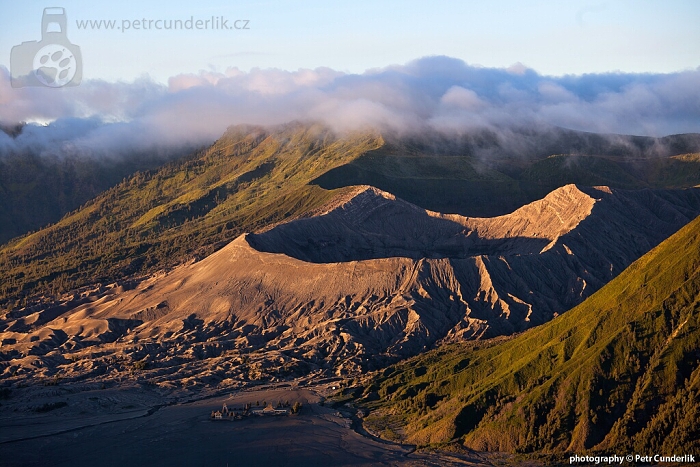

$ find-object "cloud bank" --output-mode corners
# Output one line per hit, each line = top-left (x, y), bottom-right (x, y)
(0, 56), (698, 157)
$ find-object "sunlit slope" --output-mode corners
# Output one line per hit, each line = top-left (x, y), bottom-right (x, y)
(362, 214), (700, 454)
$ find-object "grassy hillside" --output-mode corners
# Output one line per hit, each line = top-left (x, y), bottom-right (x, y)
(0, 150), (196, 244)
(0, 123), (381, 308)
(359, 214), (700, 454)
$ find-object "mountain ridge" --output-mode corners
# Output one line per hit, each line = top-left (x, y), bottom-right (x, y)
(3, 123), (700, 312)
(2, 184), (699, 387)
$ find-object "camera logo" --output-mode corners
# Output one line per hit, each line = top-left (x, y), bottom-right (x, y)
(11, 7), (82, 88)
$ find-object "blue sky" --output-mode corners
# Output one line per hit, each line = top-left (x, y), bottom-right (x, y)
(1, 0), (699, 81)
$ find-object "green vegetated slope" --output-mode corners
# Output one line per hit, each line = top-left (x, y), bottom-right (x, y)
(0, 123), (382, 307)
(0, 149), (195, 245)
(361, 214), (700, 454)
(314, 146), (700, 217)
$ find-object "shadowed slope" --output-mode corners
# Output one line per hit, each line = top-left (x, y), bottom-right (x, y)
(250, 184), (700, 266)
(312, 131), (700, 217)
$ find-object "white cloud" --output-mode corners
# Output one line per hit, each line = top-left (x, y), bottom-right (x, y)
(0, 57), (698, 158)
(440, 86), (486, 110)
